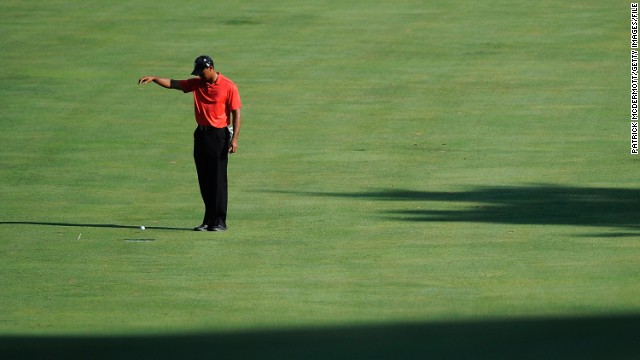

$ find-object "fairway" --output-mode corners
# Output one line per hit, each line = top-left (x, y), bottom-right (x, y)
(1, 0), (638, 357)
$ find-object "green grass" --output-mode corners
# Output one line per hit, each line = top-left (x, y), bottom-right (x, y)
(1, 0), (638, 349)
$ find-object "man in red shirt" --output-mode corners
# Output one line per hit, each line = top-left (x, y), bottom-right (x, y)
(138, 55), (242, 232)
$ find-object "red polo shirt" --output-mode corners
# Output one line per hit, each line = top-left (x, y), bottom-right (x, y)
(179, 73), (241, 128)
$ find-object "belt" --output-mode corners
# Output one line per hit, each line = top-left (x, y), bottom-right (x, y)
(196, 125), (219, 131)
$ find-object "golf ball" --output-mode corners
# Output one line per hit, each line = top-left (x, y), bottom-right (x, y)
(140, 226), (145, 230)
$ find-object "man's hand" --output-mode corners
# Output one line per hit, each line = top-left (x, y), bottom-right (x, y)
(138, 76), (156, 85)
(229, 139), (239, 154)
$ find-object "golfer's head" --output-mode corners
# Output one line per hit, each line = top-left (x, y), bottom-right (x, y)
(191, 55), (214, 77)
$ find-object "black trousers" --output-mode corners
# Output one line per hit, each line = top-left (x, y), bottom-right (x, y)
(193, 126), (230, 227)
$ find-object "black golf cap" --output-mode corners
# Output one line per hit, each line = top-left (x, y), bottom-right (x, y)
(191, 55), (214, 76)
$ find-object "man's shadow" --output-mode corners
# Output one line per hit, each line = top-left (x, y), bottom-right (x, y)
(0, 221), (190, 231)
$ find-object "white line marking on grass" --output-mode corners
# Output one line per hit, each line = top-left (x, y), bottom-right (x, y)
(124, 238), (156, 242)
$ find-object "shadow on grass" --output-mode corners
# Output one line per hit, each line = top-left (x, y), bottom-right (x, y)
(285, 185), (640, 236)
(0, 314), (637, 359)
(0, 221), (189, 232)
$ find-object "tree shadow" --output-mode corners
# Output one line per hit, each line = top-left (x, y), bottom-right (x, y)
(284, 184), (640, 235)
(0, 221), (190, 232)
(0, 314), (637, 359)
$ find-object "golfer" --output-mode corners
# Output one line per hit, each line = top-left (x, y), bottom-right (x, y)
(138, 55), (242, 232)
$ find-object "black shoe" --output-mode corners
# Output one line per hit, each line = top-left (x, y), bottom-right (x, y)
(209, 225), (228, 232)
(193, 224), (209, 231)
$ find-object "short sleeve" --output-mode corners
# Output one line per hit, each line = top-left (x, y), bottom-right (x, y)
(228, 85), (242, 110)
(179, 78), (200, 93)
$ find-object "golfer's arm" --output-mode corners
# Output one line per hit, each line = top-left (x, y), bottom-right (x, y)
(154, 77), (182, 90)
(140, 76), (182, 90)
(231, 109), (241, 141)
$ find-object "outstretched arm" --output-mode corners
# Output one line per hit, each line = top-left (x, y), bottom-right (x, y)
(138, 76), (183, 91)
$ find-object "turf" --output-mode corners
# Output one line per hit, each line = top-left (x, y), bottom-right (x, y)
(0, 0), (638, 356)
